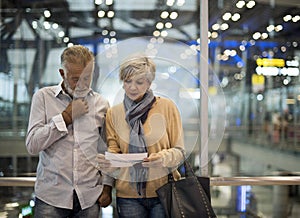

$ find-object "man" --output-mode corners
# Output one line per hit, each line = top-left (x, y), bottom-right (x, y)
(26, 45), (112, 217)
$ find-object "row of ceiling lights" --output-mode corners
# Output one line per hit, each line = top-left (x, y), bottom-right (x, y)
(31, 1), (298, 58)
(209, 0), (299, 42)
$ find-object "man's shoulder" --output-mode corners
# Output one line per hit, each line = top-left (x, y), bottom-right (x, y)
(92, 91), (110, 107)
(33, 85), (59, 96)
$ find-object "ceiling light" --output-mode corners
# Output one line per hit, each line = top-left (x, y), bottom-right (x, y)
(252, 32), (261, 40)
(212, 23), (220, 31)
(98, 10), (105, 18)
(220, 23), (229, 30)
(52, 23), (58, 29)
(95, 0), (103, 5)
(43, 21), (51, 29)
(165, 22), (172, 28)
(292, 15), (300, 22)
(211, 32), (218, 38)
(110, 31), (116, 36)
(156, 22), (164, 29)
(63, 37), (69, 43)
(231, 13), (241, 22)
(292, 42), (298, 47)
(222, 12), (231, 21)
(261, 33), (268, 39)
(161, 30), (168, 37)
(246, 1), (256, 9)
(43, 10), (51, 18)
(110, 38), (117, 43)
(160, 11), (169, 19)
(266, 25), (274, 32)
(106, 0), (113, 6)
(166, 0), (175, 7)
(236, 0), (246, 9)
(237, 61), (244, 68)
(58, 31), (65, 37)
(177, 0), (185, 6)
(281, 46), (286, 52)
(107, 11), (114, 18)
(169, 12), (178, 20)
(103, 38), (110, 43)
(275, 25), (283, 32)
(153, 30), (160, 37)
(230, 50), (237, 56)
(224, 49), (232, 56)
(32, 21), (38, 29)
(102, 29), (108, 35)
(239, 45), (246, 51)
(283, 15), (292, 22)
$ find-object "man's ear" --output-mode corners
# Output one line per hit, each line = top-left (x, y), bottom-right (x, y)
(59, 69), (65, 78)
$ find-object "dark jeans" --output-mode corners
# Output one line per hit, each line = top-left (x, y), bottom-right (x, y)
(116, 197), (166, 218)
(34, 192), (100, 218)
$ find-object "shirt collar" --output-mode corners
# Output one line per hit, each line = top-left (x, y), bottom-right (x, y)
(55, 81), (94, 97)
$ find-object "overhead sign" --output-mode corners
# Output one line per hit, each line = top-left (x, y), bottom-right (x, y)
(256, 58), (285, 67)
(255, 58), (299, 76)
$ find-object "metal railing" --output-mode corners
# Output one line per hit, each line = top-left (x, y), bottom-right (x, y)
(1, 176), (300, 187)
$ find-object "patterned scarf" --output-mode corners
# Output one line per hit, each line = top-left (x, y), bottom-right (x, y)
(124, 89), (156, 196)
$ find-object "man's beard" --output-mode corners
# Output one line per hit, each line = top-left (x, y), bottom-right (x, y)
(63, 79), (74, 97)
(64, 79), (91, 98)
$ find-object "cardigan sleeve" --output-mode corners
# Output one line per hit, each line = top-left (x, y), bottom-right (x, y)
(158, 99), (185, 168)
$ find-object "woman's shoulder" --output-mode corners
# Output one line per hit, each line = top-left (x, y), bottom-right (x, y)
(108, 102), (124, 113)
(155, 96), (176, 106)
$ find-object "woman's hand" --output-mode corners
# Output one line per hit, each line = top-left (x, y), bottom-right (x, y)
(142, 153), (163, 167)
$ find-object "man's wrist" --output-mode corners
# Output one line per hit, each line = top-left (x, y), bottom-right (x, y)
(62, 110), (72, 125)
(103, 185), (112, 192)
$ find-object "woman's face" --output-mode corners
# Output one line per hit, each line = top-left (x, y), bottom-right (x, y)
(123, 74), (151, 102)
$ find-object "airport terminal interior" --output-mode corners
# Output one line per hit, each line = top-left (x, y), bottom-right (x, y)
(0, 0), (300, 217)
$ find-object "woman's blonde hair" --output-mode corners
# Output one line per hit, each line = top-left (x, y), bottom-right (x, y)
(119, 55), (156, 83)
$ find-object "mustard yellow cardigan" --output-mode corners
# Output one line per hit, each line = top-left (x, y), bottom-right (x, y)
(105, 96), (185, 198)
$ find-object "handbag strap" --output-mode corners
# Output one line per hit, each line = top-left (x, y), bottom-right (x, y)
(167, 171), (175, 182)
(183, 159), (196, 178)
(166, 159), (198, 182)
(170, 160), (216, 218)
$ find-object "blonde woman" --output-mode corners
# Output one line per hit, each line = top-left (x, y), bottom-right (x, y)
(99, 55), (185, 218)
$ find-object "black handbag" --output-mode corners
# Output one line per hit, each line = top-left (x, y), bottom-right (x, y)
(156, 161), (217, 218)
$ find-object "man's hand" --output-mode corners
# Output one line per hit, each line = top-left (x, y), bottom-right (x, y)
(98, 185), (112, 207)
(62, 98), (89, 125)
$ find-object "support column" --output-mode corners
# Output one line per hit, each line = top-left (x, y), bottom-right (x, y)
(272, 185), (289, 218)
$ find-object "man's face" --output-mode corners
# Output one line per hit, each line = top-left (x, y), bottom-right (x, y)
(60, 61), (93, 97)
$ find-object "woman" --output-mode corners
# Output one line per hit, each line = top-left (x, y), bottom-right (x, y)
(101, 55), (185, 218)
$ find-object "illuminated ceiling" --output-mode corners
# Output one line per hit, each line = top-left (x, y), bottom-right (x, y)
(1, 0), (299, 46)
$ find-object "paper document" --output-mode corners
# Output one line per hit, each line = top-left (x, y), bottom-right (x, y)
(105, 152), (148, 167)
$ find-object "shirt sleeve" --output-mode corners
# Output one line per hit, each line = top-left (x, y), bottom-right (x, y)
(25, 90), (68, 155)
(102, 174), (115, 187)
(105, 108), (122, 154)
